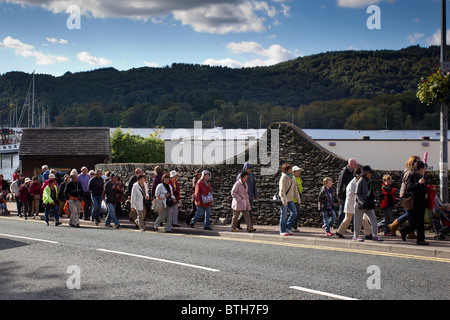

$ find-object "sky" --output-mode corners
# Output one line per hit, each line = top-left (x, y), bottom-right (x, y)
(0, 0), (448, 76)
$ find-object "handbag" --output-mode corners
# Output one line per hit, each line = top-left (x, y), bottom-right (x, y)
(201, 192), (214, 204)
(129, 208), (138, 222)
(273, 180), (293, 206)
(151, 198), (164, 213)
(399, 173), (414, 210)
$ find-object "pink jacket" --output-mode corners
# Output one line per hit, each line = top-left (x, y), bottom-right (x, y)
(231, 179), (251, 211)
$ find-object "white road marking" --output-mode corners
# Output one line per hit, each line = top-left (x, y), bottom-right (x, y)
(0, 233), (59, 244)
(97, 248), (220, 272)
(290, 286), (359, 300)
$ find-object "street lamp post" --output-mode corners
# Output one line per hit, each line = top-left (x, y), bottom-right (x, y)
(440, 0), (449, 203)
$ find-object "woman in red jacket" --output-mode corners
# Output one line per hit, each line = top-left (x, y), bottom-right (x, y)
(19, 178), (32, 220)
(190, 170), (213, 230)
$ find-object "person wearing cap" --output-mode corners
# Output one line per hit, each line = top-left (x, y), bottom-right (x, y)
(191, 170), (214, 230)
(185, 169), (202, 225)
(78, 166), (92, 221)
(278, 164), (301, 236)
(104, 172), (121, 229)
(30, 176), (41, 218)
(292, 166), (303, 232)
(65, 169), (83, 228)
(169, 170), (181, 227)
(43, 178), (62, 226)
(354, 165), (383, 241)
(336, 168), (372, 238)
(19, 178), (32, 220)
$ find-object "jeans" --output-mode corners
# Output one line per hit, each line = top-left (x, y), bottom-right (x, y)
(44, 205), (59, 224)
(382, 207), (393, 233)
(105, 202), (119, 226)
(321, 209), (336, 233)
(191, 206), (211, 228)
(15, 198), (21, 216)
(397, 208), (413, 224)
(279, 201), (297, 233)
(91, 194), (103, 222)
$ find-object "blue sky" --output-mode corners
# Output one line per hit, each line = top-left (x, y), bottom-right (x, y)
(0, 0), (447, 76)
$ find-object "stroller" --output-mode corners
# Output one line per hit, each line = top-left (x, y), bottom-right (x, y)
(431, 194), (450, 241)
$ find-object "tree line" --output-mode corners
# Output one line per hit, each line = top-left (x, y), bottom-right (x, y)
(0, 45), (444, 130)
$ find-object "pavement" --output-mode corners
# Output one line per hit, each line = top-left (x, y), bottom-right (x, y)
(3, 201), (450, 260)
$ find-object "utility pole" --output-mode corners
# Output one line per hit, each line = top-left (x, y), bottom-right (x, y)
(440, 0), (448, 203)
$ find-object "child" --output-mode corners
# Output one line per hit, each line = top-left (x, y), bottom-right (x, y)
(380, 174), (396, 236)
(0, 193), (8, 215)
(318, 177), (337, 236)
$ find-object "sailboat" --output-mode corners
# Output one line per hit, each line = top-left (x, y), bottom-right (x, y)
(1, 71), (49, 179)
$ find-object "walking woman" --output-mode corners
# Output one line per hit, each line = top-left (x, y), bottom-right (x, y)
(354, 166), (383, 241)
(43, 178), (62, 226)
(278, 164), (301, 236)
(190, 170), (214, 230)
(231, 171), (256, 233)
(389, 155), (421, 237)
(399, 161), (429, 245)
(131, 174), (147, 231)
(154, 173), (176, 232)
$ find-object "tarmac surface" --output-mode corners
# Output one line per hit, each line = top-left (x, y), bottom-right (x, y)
(3, 201), (450, 260)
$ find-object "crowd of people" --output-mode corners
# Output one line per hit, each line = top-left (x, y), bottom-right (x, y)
(0, 155), (432, 245)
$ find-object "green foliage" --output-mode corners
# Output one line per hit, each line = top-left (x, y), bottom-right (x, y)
(111, 128), (165, 163)
(0, 46), (446, 130)
(417, 69), (450, 105)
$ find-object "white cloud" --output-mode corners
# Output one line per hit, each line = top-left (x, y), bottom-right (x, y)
(203, 41), (297, 68)
(336, 0), (394, 9)
(172, 1), (266, 34)
(426, 29), (450, 46)
(143, 61), (158, 67)
(3, 0), (290, 34)
(77, 51), (112, 66)
(46, 37), (69, 44)
(407, 32), (424, 44)
(0, 36), (69, 65)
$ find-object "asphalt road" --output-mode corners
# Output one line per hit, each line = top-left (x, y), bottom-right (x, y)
(0, 216), (449, 303)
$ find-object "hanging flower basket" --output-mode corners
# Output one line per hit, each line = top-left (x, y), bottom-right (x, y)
(417, 68), (450, 106)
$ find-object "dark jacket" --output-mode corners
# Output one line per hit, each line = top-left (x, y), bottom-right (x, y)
(406, 171), (427, 210)
(318, 186), (337, 212)
(89, 177), (104, 196)
(64, 181), (83, 200)
(337, 165), (354, 202)
(104, 180), (118, 204)
(355, 176), (375, 210)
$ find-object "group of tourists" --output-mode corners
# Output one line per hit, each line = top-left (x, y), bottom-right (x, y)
(0, 155), (432, 245)
(2, 165), (124, 229)
(313, 156), (430, 245)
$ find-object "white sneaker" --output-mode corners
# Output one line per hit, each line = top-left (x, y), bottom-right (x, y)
(286, 229), (294, 235)
(280, 232), (289, 236)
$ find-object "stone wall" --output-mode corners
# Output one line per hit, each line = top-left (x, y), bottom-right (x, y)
(96, 122), (446, 228)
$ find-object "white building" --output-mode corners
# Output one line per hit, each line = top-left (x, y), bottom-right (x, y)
(115, 127), (447, 171)
(303, 129), (445, 171)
